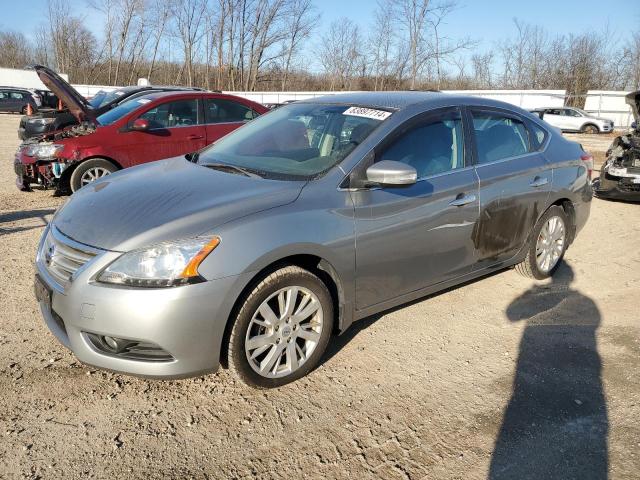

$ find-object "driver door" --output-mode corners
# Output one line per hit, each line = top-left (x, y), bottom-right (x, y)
(351, 107), (480, 311)
(120, 98), (207, 167)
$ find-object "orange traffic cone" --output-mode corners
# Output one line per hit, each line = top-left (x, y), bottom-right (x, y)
(26, 103), (33, 116)
(57, 98), (63, 111)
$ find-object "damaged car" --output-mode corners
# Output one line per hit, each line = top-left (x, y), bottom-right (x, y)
(593, 91), (640, 202)
(15, 66), (268, 193)
(34, 92), (592, 387)
(18, 66), (206, 141)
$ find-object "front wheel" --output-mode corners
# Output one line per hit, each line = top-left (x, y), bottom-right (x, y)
(69, 158), (117, 192)
(516, 206), (570, 280)
(227, 266), (334, 388)
(581, 124), (599, 134)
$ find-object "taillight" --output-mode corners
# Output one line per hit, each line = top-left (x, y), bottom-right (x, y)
(581, 153), (594, 179)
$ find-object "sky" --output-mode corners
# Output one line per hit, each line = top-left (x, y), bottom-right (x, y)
(1, 0), (639, 71)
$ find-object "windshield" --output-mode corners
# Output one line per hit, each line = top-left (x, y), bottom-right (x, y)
(197, 103), (388, 179)
(96, 97), (153, 126)
(89, 89), (127, 109)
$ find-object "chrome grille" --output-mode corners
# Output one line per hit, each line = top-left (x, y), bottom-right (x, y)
(39, 227), (98, 286)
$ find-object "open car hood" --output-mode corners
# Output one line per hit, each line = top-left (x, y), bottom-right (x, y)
(33, 65), (95, 123)
(625, 90), (640, 123)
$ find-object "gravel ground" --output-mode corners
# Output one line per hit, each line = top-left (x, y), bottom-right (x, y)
(0, 113), (638, 479)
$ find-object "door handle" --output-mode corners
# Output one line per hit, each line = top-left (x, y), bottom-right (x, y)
(187, 134), (204, 140)
(449, 193), (477, 207)
(529, 176), (549, 188)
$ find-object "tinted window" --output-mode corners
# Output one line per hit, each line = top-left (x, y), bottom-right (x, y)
(10, 92), (25, 99)
(380, 111), (464, 178)
(205, 98), (256, 123)
(0, 91), (8, 100)
(472, 111), (530, 164)
(529, 122), (548, 150)
(139, 99), (199, 128)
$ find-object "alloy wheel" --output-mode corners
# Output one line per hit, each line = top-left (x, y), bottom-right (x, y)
(245, 286), (324, 378)
(80, 167), (111, 186)
(535, 215), (566, 273)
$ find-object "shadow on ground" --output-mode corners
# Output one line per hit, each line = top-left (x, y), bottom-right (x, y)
(489, 263), (608, 479)
(0, 208), (54, 236)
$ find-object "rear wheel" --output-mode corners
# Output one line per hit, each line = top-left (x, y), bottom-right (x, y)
(582, 124), (599, 134)
(69, 158), (117, 192)
(516, 206), (569, 280)
(227, 266), (334, 388)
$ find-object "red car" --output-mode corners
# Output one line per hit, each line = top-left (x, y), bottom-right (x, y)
(15, 66), (268, 193)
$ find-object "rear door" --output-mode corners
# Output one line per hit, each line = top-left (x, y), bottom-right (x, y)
(203, 97), (259, 143)
(121, 98), (207, 166)
(542, 108), (564, 129)
(353, 107), (480, 310)
(468, 107), (551, 270)
(8, 91), (26, 112)
(0, 91), (9, 111)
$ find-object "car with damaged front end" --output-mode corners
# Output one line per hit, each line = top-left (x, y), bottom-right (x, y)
(593, 91), (640, 202)
(15, 67), (267, 194)
(34, 92), (592, 388)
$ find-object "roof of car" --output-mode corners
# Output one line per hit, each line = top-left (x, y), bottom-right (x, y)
(300, 91), (444, 110)
(128, 90), (248, 102)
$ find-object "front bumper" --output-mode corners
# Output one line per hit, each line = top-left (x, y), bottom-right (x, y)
(35, 227), (246, 379)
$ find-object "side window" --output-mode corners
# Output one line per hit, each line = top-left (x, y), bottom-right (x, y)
(139, 99), (198, 128)
(205, 99), (255, 124)
(471, 111), (530, 164)
(379, 110), (464, 179)
(10, 92), (25, 99)
(0, 91), (8, 100)
(529, 122), (548, 150)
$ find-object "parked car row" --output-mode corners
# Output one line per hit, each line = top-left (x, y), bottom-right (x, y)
(31, 87), (594, 386)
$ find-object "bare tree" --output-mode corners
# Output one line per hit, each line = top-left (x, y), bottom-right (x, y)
(318, 18), (364, 90)
(173, 0), (207, 86)
(279, 0), (318, 90)
(0, 32), (32, 69)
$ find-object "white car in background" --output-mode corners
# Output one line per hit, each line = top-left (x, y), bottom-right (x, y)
(531, 107), (614, 134)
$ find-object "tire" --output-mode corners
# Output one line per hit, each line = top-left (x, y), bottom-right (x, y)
(581, 124), (599, 134)
(69, 158), (117, 192)
(515, 205), (570, 280)
(227, 266), (334, 388)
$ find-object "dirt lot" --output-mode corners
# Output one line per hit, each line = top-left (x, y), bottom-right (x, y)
(0, 114), (638, 479)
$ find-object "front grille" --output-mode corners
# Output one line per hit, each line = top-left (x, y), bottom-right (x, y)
(40, 227), (98, 286)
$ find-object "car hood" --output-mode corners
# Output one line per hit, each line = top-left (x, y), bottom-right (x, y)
(52, 157), (305, 251)
(626, 91), (640, 122)
(33, 65), (95, 123)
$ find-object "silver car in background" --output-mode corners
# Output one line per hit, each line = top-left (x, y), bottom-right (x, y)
(34, 92), (592, 387)
(531, 106), (614, 134)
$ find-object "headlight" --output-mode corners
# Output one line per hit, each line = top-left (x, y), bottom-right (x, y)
(97, 237), (220, 287)
(25, 143), (64, 159)
(29, 117), (55, 125)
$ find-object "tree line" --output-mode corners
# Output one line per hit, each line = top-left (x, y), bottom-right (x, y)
(0, 0), (639, 102)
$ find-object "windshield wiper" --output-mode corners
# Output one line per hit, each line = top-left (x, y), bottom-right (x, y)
(203, 162), (261, 178)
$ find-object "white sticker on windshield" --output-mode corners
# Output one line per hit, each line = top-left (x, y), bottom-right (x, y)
(137, 99), (151, 104)
(114, 91), (125, 96)
(343, 106), (391, 121)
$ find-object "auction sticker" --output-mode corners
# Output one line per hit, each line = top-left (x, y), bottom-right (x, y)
(343, 106), (391, 121)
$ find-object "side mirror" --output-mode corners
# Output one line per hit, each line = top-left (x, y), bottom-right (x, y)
(131, 118), (150, 131)
(366, 160), (417, 186)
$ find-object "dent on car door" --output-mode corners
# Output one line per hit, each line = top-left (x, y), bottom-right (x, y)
(130, 98), (207, 163)
(203, 98), (256, 142)
(470, 109), (551, 270)
(352, 107), (480, 311)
